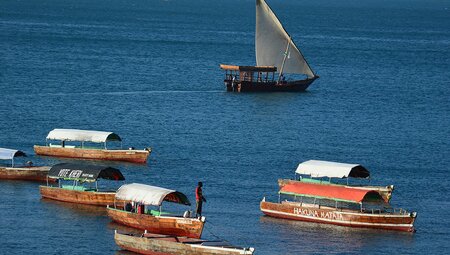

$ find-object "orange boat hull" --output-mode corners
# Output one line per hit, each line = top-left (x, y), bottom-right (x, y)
(34, 145), (150, 163)
(261, 200), (416, 232)
(40, 186), (117, 206)
(107, 208), (205, 239)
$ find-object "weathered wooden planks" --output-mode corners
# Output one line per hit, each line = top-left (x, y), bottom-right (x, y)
(34, 145), (150, 163)
(261, 200), (416, 232)
(114, 231), (254, 255)
(40, 186), (117, 206)
(108, 208), (205, 239)
(0, 166), (52, 182)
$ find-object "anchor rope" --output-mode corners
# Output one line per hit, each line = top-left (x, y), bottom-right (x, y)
(204, 220), (254, 254)
(204, 220), (228, 242)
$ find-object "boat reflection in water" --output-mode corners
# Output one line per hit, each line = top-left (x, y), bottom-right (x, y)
(41, 198), (108, 217)
(259, 216), (415, 253)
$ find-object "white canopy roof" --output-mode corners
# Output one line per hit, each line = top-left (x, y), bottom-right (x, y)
(295, 160), (370, 178)
(0, 148), (26, 160)
(46, 129), (122, 143)
(115, 183), (190, 206)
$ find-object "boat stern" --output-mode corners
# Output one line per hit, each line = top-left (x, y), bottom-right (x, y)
(409, 211), (418, 232)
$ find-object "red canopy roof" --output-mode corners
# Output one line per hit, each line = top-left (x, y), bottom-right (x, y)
(279, 182), (383, 203)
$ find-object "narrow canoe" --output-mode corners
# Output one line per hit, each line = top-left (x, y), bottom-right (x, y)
(114, 231), (255, 255)
(34, 145), (150, 163)
(107, 207), (205, 239)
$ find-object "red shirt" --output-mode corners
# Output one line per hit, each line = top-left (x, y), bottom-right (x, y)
(195, 186), (203, 201)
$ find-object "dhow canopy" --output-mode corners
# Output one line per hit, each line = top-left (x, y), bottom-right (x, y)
(46, 129), (122, 143)
(48, 163), (125, 181)
(220, 64), (277, 72)
(0, 148), (26, 160)
(114, 183), (191, 206)
(280, 182), (383, 203)
(296, 160), (370, 178)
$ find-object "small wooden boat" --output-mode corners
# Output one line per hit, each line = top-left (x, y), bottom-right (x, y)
(261, 181), (417, 232)
(114, 230), (255, 255)
(0, 166), (52, 182)
(34, 129), (151, 163)
(279, 160), (394, 202)
(107, 183), (206, 239)
(40, 163), (125, 206)
(220, 0), (318, 92)
(0, 147), (52, 182)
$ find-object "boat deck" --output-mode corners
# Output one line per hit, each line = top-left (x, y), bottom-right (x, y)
(281, 200), (411, 216)
(138, 233), (246, 249)
(1, 166), (50, 171)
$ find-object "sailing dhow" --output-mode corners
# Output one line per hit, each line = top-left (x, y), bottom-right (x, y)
(220, 0), (318, 92)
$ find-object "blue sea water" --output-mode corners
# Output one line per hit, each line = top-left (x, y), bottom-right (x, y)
(1, 0), (449, 254)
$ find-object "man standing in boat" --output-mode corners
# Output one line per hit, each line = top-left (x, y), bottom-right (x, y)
(195, 182), (206, 218)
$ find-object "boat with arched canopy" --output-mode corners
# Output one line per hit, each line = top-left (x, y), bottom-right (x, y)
(40, 163), (125, 206)
(107, 183), (206, 239)
(261, 181), (417, 232)
(278, 160), (394, 202)
(0, 147), (52, 182)
(34, 129), (151, 163)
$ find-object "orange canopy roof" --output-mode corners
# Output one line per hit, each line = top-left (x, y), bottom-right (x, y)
(279, 182), (383, 203)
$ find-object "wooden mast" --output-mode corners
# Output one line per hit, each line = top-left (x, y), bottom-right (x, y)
(277, 37), (291, 84)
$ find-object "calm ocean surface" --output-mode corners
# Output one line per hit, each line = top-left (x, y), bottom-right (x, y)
(1, 0), (449, 254)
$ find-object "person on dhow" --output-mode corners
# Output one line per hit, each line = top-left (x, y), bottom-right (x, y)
(195, 182), (206, 218)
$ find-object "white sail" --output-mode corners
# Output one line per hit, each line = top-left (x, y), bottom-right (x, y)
(256, 0), (315, 78)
